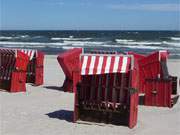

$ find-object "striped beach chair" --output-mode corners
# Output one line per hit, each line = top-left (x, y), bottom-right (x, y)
(21, 49), (44, 86)
(73, 53), (139, 128)
(0, 48), (29, 92)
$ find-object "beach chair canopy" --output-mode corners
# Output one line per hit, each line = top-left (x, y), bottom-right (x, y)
(80, 54), (132, 75)
(0, 48), (36, 61)
(20, 49), (36, 60)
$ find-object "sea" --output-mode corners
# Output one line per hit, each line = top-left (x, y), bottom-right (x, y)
(0, 30), (180, 58)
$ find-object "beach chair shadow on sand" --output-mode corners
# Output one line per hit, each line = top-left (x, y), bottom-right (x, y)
(46, 110), (73, 122)
(43, 86), (64, 91)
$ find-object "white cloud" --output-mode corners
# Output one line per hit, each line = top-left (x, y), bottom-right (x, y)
(107, 3), (180, 12)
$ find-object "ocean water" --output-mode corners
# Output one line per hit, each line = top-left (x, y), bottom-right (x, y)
(0, 30), (180, 58)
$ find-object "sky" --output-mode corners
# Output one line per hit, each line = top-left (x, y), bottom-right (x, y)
(0, 0), (180, 30)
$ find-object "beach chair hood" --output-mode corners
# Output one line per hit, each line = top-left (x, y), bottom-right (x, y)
(80, 54), (132, 75)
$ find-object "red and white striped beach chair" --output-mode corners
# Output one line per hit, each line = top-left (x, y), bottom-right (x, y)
(21, 49), (44, 86)
(0, 48), (29, 92)
(73, 53), (139, 128)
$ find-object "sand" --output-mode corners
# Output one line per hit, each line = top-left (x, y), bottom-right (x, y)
(0, 55), (180, 135)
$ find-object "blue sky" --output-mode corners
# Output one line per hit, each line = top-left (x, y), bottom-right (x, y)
(1, 0), (180, 30)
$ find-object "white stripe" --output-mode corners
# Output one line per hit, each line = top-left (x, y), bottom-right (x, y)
(20, 49), (35, 60)
(121, 57), (128, 73)
(22, 50), (26, 54)
(81, 56), (88, 75)
(30, 50), (35, 60)
(27, 50), (31, 56)
(96, 56), (103, 74)
(113, 56), (120, 73)
(105, 56), (111, 73)
(88, 56), (96, 75)
(24, 50), (27, 54)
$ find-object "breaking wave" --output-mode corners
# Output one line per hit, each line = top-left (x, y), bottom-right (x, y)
(0, 36), (14, 40)
(51, 37), (92, 41)
(170, 37), (180, 41)
(116, 39), (162, 45)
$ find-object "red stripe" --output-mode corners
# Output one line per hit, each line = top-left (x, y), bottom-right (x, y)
(101, 56), (107, 74)
(125, 57), (131, 72)
(117, 56), (123, 72)
(109, 56), (115, 73)
(85, 56), (91, 75)
(93, 56), (99, 74)
(81, 56), (84, 73)
(30, 51), (33, 58)
(28, 50), (31, 56)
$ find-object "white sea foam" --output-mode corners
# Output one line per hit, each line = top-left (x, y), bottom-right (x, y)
(4, 45), (45, 48)
(32, 36), (44, 39)
(170, 37), (180, 41)
(0, 41), (102, 47)
(100, 44), (166, 50)
(116, 38), (180, 47)
(122, 45), (166, 50)
(0, 35), (31, 40)
(116, 39), (162, 45)
(0, 41), (70, 46)
(13, 35), (30, 39)
(0, 40), (179, 51)
(0, 36), (13, 40)
(51, 37), (92, 41)
(63, 41), (105, 46)
(20, 35), (29, 38)
(163, 41), (180, 47)
(127, 41), (162, 45)
(62, 46), (76, 50)
(115, 39), (134, 43)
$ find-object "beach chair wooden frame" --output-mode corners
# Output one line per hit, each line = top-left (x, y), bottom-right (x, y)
(0, 48), (29, 92)
(138, 51), (179, 107)
(57, 48), (83, 92)
(22, 50), (44, 86)
(73, 53), (139, 128)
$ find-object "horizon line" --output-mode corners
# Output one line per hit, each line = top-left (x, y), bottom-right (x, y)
(0, 29), (180, 31)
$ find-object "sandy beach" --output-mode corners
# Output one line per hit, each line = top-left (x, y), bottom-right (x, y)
(0, 55), (180, 135)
